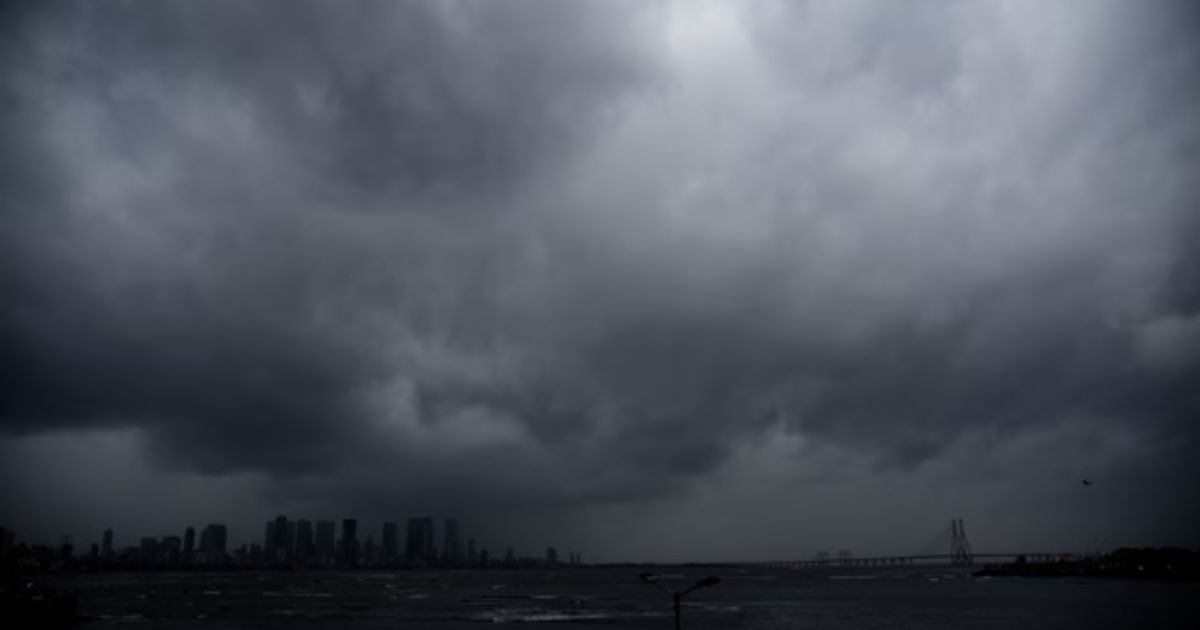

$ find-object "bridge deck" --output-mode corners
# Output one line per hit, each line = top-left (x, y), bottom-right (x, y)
(731, 552), (1078, 568)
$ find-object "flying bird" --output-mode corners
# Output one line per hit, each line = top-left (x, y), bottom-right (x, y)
(1081, 479), (1093, 486)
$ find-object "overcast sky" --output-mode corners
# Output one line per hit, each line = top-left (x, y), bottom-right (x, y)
(2, 0), (1198, 562)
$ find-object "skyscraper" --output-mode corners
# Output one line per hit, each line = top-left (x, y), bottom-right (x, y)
(285, 520), (296, 562)
(315, 521), (336, 566)
(204, 525), (227, 556)
(341, 519), (358, 567)
(443, 518), (460, 563)
(140, 537), (160, 564)
(0, 527), (13, 563)
(101, 529), (113, 559)
(271, 515), (290, 563)
(364, 534), (378, 566)
(295, 519), (313, 564)
(264, 520), (276, 561)
(199, 524), (227, 562)
(382, 522), (399, 564)
(406, 517), (435, 565)
(467, 537), (477, 566)
(183, 527), (195, 562)
(405, 519), (417, 563)
(162, 536), (182, 564)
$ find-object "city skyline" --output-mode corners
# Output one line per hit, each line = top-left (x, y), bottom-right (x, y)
(2, 0), (1198, 562)
(2, 514), (581, 571)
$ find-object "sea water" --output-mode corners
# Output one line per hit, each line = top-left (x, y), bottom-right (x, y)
(45, 566), (1200, 629)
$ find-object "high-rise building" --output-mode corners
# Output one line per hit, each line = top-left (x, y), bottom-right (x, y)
(140, 537), (160, 563)
(467, 537), (477, 566)
(295, 520), (313, 564)
(315, 521), (336, 565)
(382, 522), (399, 564)
(162, 536), (182, 564)
(406, 518), (436, 565)
(270, 515), (290, 563)
(546, 547), (558, 566)
(0, 527), (13, 562)
(443, 518), (460, 563)
(264, 520), (276, 561)
(404, 519), (417, 562)
(364, 534), (378, 566)
(341, 519), (358, 567)
(285, 520), (296, 561)
(101, 529), (114, 559)
(183, 527), (195, 562)
(199, 524), (228, 562)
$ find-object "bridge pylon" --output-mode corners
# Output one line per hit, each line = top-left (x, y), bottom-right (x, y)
(950, 518), (973, 566)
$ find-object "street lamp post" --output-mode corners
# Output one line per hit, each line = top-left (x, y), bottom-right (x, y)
(639, 573), (721, 630)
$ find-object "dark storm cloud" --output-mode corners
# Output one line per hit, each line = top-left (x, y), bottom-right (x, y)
(0, 0), (663, 473)
(2, 0), (1198, 529)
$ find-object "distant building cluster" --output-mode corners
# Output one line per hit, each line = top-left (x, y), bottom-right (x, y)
(0, 519), (583, 574)
(135, 523), (228, 566)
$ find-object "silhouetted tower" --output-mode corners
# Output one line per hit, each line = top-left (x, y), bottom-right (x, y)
(264, 520), (276, 560)
(140, 537), (160, 563)
(285, 520), (296, 562)
(199, 524), (228, 562)
(101, 529), (114, 559)
(183, 527), (195, 562)
(950, 518), (973, 566)
(341, 519), (359, 567)
(162, 536), (182, 564)
(382, 522), (399, 564)
(315, 521), (336, 565)
(406, 517), (436, 565)
(443, 518), (461, 563)
(364, 533), (378, 566)
(295, 520), (314, 564)
(0, 527), (13, 562)
(269, 515), (291, 563)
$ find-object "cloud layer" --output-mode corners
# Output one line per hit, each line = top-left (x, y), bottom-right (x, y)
(2, 1), (1198, 551)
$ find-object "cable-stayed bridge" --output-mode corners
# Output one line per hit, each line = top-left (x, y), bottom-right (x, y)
(729, 519), (1080, 569)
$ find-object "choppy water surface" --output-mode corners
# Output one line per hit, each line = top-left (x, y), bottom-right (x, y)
(49, 567), (1200, 629)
